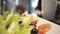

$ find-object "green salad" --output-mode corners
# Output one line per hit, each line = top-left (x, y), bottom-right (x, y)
(0, 10), (39, 34)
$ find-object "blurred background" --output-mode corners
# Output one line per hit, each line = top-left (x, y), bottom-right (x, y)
(0, 0), (60, 25)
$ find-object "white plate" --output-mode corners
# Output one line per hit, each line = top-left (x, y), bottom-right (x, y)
(37, 18), (60, 34)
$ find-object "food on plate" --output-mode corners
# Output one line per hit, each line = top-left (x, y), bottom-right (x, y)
(30, 20), (38, 34)
(31, 28), (38, 34)
(30, 21), (37, 27)
(38, 24), (51, 32)
(38, 24), (51, 34)
(0, 11), (40, 34)
(38, 30), (45, 34)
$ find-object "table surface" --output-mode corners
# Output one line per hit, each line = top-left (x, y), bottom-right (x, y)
(37, 17), (60, 34)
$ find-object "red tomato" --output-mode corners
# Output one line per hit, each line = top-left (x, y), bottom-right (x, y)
(31, 21), (37, 25)
(38, 30), (46, 34)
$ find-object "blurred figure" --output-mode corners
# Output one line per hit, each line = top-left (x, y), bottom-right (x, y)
(19, 0), (29, 11)
(15, 5), (26, 15)
(35, 0), (42, 17)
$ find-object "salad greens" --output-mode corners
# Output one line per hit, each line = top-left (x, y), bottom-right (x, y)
(0, 10), (39, 34)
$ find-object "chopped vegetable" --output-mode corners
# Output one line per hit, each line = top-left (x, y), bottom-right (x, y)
(0, 11), (39, 34)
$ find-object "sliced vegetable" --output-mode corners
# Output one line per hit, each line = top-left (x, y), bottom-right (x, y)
(38, 24), (51, 32)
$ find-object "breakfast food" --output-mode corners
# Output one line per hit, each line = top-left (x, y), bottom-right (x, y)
(38, 24), (51, 34)
(0, 11), (39, 34)
(0, 10), (52, 34)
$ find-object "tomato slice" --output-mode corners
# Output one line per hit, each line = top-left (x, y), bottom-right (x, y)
(38, 24), (51, 32)
(38, 30), (46, 34)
